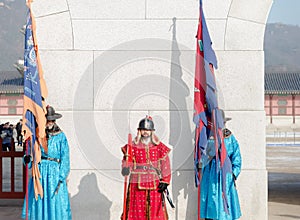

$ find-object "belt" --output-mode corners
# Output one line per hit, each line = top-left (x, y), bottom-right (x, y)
(135, 165), (156, 171)
(41, 156), (60, 163)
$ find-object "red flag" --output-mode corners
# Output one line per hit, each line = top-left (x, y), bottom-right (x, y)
(193, 0), (231, 217)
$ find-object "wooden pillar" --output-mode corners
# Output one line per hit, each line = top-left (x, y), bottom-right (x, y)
(270, 94), (273, 124)
(292, 94), (295, 124)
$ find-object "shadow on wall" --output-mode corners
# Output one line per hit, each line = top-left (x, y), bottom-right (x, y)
(71, 173), (112, 220)
(169, 17), (198, 220)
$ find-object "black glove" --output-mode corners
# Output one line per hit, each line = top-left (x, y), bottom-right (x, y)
(23, 155), (32, 164)
(121, 167), (130, 176)
(158, 182), (168, 193)
(233, 174), (237, 187)
(55, 180), (63, 195)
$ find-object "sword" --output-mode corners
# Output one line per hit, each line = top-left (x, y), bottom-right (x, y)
(152, 165), (175, 209)
(164, 188), (175, 209)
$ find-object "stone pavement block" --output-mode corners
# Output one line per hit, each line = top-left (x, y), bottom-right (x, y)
(0, 199), (23, 220)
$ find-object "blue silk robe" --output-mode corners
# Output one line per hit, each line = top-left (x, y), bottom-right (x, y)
(22, 132), (72, 220)
(200, 131), (242, 220)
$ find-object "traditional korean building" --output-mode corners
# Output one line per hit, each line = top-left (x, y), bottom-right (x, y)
(265, 72), (300, 145)
(0, 71), (23, 123)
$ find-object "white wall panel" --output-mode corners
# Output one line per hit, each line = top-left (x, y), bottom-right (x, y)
(216, 51), (264, 110)
(40, 51), (94, 110)
(229, 0), (273, 24)
(35, 12), (73, 49)
(68, 0), (145, 19)
(225, 17), (265, 50)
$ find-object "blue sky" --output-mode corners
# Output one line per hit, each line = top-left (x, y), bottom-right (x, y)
(267, 0), (300, 25)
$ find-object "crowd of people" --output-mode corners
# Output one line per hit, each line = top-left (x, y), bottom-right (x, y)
(0, 119), (23, 151)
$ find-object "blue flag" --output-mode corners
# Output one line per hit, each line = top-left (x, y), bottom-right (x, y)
(22, 7), (48, 199)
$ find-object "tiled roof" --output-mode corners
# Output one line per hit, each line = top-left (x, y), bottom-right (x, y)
(265, 73), (300, 95)
(0, 71), (23, 94)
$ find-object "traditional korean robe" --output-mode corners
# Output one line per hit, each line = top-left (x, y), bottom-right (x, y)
(122, 139), (171, 220)
(200, 129), (242, 220)
(22, 131), (72, 220)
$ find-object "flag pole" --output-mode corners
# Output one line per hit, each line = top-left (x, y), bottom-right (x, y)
(24, 3), (30, 219)
(23, 0), (48, 200)
(195, 1), (205, 219)
(122, 136), (130, 220)
(122, 118), (132, 220)
(197, 154), (201, 220)
(23, 5), (30, 219)
(25, 138), (29, 220)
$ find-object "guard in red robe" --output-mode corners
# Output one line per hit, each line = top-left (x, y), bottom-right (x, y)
(121, 116), (171, 220)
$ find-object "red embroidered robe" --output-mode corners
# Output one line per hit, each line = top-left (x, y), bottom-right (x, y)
(121, 141), (171, 220)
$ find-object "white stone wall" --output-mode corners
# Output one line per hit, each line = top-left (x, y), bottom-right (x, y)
(31, 0), (272, 219)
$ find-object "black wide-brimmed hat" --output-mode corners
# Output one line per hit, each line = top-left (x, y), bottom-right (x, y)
(220, 109), (231, 122)
(46, 105), (62, 121)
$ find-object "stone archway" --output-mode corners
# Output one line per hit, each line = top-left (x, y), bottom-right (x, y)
(31, 0), (273, 219)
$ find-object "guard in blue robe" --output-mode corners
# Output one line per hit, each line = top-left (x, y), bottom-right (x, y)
(200, 111), (242, 220)
(22, 106), (72, 220)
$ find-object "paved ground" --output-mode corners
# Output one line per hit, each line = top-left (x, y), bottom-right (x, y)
(267, 146), (300, 220)
(0, 146), (299, 219)
(0, 199), (23, 220)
